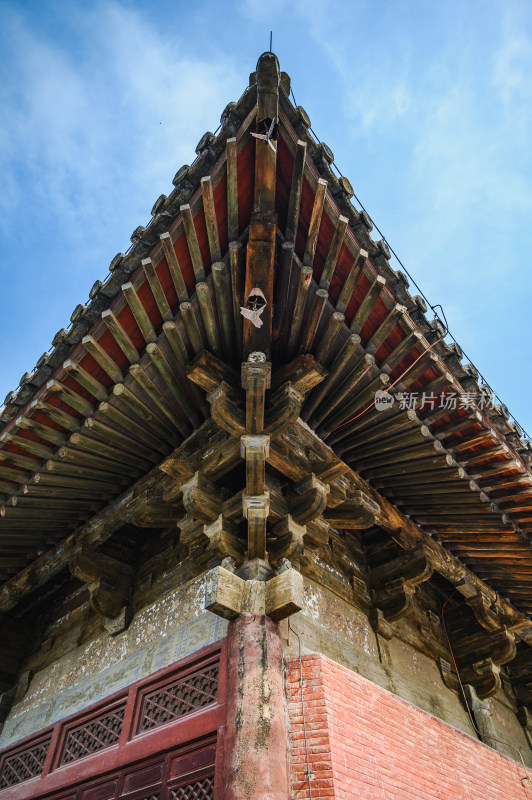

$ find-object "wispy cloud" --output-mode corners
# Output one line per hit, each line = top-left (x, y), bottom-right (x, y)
(0, 2), (241, 243)
(0, 0), (242, 400)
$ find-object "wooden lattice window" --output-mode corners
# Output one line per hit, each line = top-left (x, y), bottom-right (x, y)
(137, 662), (219, 733)
(169, 775), (214, 799)
(59, 702), (126, 766)
(0, 736), (51, 790)
(0, 640), (225, 800)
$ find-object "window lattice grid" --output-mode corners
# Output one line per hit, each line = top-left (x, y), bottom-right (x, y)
(170, 776), (214, 800)
(0, 737), (51, 789)
(138, 664), (219, 732)
(60, 704), (126, 765)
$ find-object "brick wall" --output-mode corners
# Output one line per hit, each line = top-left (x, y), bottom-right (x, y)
(287, 654), (531, 799)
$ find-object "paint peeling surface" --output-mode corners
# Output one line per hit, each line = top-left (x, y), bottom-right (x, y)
(0, 576), (227, 749)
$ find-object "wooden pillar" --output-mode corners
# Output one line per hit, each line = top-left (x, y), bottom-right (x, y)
(223, 614), (289, 800)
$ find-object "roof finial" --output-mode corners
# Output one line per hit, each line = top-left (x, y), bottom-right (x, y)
(270, 31), (273, 52)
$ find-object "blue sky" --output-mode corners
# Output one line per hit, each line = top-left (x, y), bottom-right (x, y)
(0, 0), (531, 435)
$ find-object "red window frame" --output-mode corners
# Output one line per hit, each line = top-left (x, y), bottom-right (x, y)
(0, 639), (227, 800)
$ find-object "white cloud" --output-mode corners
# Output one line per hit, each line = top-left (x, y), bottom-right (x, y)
(0, 2), (242, 241)
(0, 0), (243, 401)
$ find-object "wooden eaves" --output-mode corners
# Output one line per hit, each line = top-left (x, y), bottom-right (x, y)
(0, 53), (531, 702)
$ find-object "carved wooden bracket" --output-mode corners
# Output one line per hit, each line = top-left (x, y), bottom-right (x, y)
(187, 349), (240, 394)
(465, 589), (502, 632)
(438, 658), (459, 693)
(323, 490), (380, 529)
(207, 382), (246, 438)
(369, 546), (433, 621)
(181, 471), (226, 523)
(69, 546), (134, 626)
(291, 474), (330, 523)
(241, 355), (271, 433)
(264, 383), (304, 437)
(329, 535), (371, 611)
(205, 564), (303, 621)
(204, 516), (246, 563)
(268, 516), (306, 566)
(370, 608), (394, 639)
(446, 608), (517, 698)
(318, 464), (350, 507)
(271, 354), (327, 396)
(129, 494), (183, 528)
(241, 434), (270, 495)
(242, 493), (270, 561)
(304, 517), (331, 547)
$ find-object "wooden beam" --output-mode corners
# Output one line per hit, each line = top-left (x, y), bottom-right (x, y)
(243, 213), (277, 357)
(0, 433), (54, 460)
(310, 353), (375, 428)
(226, 138), (239, 242)
(300, 289), (328, 353)
(241, 354), (271, 434)
(47, 379), (94, 416)
(201, 177), (222, 262)
(98, 400), (167, 451)
(146, 343), (201, 426)
(365, 303), (406, 353)
(336, 249), (368, 314)
(212, 261), (233, 358)
(141, 258), (173, 321)
(30, 398), (80, 432)
(83, 417), (157, 461)
(273, 242), (294, 347)
(352, 275), (386, 329)
(180, 301), (204, 353)
(229, 241), (244, 358)
(160, 231), (189, 303)
(286, 266), (313, 358)
(197, 282), (222, 356)
(113, 383), (176, 440)
(383, 330), (424, 372)
(303, 179), (327, 267)
(128, 364), (189, 435)
(63, 359), (109, 401)
(319, 215), (348, 290)
(302, 333), (362, 421)
(69, 430), (151, 470)
(254, 51), (279, 213)
(180, 204), (205, 282)
(82, 335), (124, 383)
(286, 140), (306, 243)
(320, 372), (390, 438)
(122, 282), (157, 343)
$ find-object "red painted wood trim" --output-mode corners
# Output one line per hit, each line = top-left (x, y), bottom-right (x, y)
(0, 639), (226, 800)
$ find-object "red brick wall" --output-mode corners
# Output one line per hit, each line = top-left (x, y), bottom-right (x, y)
(287, 654), (530, 799)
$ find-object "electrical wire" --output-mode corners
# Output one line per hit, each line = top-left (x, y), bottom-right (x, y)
(441, 591), (532, 793)
(289, 84), (530, 442)
(288, 620), (313, 799)
(330, 332), (448, 433)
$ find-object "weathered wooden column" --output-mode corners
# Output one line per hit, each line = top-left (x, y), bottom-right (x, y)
(223, 613), (288, 799)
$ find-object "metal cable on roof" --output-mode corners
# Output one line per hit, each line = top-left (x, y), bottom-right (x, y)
(289, 85), (530, 441)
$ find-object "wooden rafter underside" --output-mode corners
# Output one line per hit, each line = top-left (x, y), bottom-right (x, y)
(0, 54), (530, 624)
